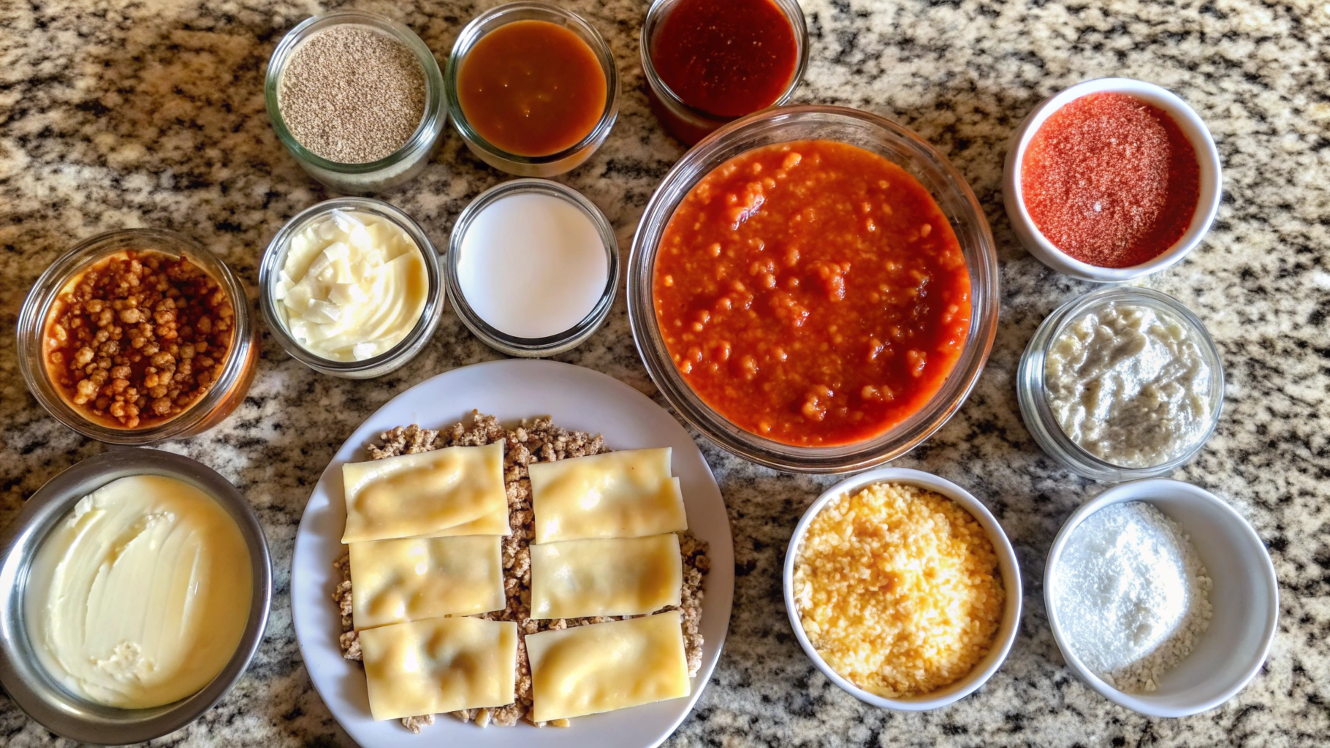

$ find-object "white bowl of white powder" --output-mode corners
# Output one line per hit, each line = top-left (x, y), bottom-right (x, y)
(1045, 479), (1278, 717)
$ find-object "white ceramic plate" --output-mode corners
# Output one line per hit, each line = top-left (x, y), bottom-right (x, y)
(291, 359), (735, 748)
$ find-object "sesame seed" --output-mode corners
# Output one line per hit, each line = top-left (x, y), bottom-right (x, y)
(278, 25), (427, 164)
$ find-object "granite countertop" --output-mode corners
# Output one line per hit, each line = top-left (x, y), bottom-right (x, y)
(2, 0), (1327, 745)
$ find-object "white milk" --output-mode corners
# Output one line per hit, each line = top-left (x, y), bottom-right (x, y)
(458, 192), (609, 339)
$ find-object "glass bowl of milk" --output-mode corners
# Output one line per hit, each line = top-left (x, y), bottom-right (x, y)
(447, 179), (619, 357)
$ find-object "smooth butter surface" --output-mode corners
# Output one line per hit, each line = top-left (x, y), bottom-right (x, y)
(526, 610), (690, 722)
(530, 534), (683, 619)
(341, 441), (507, 543)
(530, 448), (687, 543)
(349, 535), (505, 630)
(360, 617), (517, 721)
(24, 475), (253, 709)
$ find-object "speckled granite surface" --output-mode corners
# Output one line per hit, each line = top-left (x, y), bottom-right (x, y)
(1, 0), (1327, 745)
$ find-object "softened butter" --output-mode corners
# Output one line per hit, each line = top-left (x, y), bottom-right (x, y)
(24, 475), (252, 709)
(274, 209), (428, 361)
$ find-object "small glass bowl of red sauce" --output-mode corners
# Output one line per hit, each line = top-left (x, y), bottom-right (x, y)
(16, 229), (259, 445)
(641, 0), (809, 145)
(1002, 78), (1222, 283)
(628, 105), (1000, 473)
(446, 2), (619, 177)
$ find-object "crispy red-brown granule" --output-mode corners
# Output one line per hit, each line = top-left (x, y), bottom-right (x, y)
(42, 251), (235, 428)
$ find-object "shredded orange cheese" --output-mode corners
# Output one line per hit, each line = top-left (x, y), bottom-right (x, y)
(792, 482), (1004, 697)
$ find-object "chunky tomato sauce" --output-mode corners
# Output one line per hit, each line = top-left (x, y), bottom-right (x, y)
(653, 141), (971, 447)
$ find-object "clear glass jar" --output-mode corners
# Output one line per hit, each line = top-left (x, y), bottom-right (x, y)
(1016, 286), (1225, 481)
(447, 179), (619, 357)
(445, 2), (619, 177)
(16, 229), (259, 445)
(640, 0), (809, 145)
(627, 105), (1001, 473)
(259, 197), (444, 378)
(265, 11), (447, 194)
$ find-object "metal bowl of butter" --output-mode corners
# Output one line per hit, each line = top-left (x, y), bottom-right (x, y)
(0, 449), (272, 744)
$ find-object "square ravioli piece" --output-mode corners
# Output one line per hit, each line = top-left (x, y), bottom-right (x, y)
(360, 617), (518, 722)
(526, 610), (690, 722)
(342, 441), (509, 543)
(529, 448), (688, 543)
(530, 534), (683, 619)
(350, 535), (506, 630)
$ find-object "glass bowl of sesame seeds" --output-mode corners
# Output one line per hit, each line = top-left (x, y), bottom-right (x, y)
(265, 11), (447, 195)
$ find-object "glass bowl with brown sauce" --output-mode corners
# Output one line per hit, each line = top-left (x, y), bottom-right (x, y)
(17, 229), (258, 445)
(446, 2), (619, 177)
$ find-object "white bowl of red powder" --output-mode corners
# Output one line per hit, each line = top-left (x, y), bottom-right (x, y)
(1002, 78), (1221, 282)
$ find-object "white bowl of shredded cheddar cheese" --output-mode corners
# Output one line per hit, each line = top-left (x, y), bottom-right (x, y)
(783, 467), (1022, 711)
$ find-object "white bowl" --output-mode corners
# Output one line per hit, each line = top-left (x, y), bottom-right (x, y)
(1044, 479), (1279, 717)
(782, 468), (1023, 711)
(1001, 78), (1222, 282)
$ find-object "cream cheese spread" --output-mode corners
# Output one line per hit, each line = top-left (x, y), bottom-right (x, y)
(274, 209), (428, 362)
(24, 475), (253, 709)
(1044, 303), (1214, 468)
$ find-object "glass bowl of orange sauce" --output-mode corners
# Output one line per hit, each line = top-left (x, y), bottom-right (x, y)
(446, 2), (619, 177)
(628, 105), (1000, 473)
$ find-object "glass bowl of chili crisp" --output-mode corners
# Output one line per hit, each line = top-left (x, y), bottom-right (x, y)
(17, 229), (258, 445)
(628, 105), (999, 473)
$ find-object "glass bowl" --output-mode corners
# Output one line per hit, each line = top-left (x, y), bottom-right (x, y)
(265, 11), (448, 194)
(445, 2), (619, 177)
(627, 105), (1000, 473)
(1016, 286), (1225, 481)
(639, 0), (809, 145)
(258, 197), (444, 379)
(16, 229), (259, 445)
(446, 179), (619, 357)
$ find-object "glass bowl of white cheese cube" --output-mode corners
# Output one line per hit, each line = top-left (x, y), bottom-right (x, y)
(1017, 286), (1224, 481)
(260, 198), (444, 378)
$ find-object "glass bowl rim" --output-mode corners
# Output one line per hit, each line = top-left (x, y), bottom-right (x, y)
(444, 1), (620, 168)
(257, 197), (445, 376)
(627, 104), (1001, 473)
(16, 228), (255, 445)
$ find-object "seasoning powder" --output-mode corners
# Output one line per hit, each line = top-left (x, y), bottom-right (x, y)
(1021, 92), (1201, 268)
(1052, 501), (1212, 693)
(279, 25), (427, 164)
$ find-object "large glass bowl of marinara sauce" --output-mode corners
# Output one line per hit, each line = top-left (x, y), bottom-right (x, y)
(628, 105), (999, 473)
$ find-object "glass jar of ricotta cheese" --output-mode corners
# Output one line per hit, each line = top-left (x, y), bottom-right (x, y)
(259, 197), (443, 378)
(1017, 287), (1224, 481)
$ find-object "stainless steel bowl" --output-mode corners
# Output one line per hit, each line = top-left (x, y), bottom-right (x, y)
(0, 450), (272, 744)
